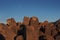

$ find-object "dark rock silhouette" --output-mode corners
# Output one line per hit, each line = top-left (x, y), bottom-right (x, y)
(0, 34), (5, 40)
(14, 24), (26, 40)
(39, 35), (47, 40)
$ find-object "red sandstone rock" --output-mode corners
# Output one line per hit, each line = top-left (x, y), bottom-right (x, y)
(16, 35), (23, 40)
(0, 17), (60, 40)
(23, 16), (30, 25)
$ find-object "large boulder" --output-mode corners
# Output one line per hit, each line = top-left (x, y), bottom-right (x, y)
(23, 16), (30, 25)
(26, 25), (35, 40)
(6, 18), (16, 26)
(0, 23), (16, 40)
(6, 18), (18, 34)
(29, 16), (39, 26)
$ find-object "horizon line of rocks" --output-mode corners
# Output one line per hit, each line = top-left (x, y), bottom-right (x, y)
(0, 16), (60, 24)
(0, 16), (60, 40)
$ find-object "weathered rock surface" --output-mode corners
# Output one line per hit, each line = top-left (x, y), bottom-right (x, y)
(0, 16), (60, 40)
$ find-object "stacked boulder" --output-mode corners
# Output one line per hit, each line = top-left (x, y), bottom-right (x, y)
(0, 16), (60, 40)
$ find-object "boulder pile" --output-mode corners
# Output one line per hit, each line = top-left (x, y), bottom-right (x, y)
(0, 16), (60, 40)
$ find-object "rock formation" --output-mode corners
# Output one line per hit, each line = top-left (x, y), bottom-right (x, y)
(0, 16), (60, 40)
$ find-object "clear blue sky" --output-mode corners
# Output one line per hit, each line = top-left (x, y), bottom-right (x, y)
(0, 0), (60, 23)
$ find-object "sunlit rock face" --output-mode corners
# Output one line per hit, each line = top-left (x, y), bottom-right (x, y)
(23, 16), (30, 25)
(0, 16), (60, 40)
(29, 16), (39, 26)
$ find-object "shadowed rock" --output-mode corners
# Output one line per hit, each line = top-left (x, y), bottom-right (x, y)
(0, 34), (5, 40)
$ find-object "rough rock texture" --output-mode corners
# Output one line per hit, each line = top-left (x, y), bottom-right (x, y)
(0, 16), (60, 40)
(23, 16), (30, 25)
